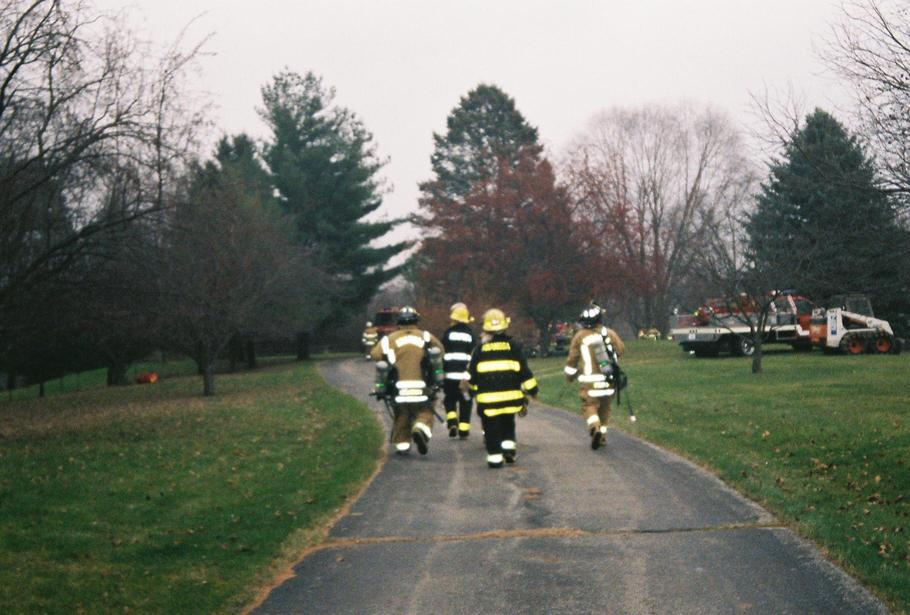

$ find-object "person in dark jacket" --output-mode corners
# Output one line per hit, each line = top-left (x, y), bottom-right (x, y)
(441, 302), (476, 439)
(463, 308), (539, 468)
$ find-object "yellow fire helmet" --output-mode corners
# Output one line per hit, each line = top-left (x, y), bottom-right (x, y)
(482, 308), (510, 332)
(450, 302), (473, 323)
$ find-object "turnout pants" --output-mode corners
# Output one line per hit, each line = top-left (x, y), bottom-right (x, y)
(480, 410), (517, 460)
(580, 388), (612, 434)
(392, 402), (434, 445)
(443, 379), (473, 435)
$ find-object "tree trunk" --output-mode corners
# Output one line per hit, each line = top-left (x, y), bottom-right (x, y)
(246, 339), (257, 369)
(643, 296), (655, 331)
(6, 369), (16, 392)
(751, 338), (763, 374)
(106, 362), (129, 386)
(38, 381), (45, 398)
(537, 321), (552, 357)
(202, 361), (216, 396)
(229, 335), (244, 371)
(196, 342), (205, 374)
(296, 331), (310, 361)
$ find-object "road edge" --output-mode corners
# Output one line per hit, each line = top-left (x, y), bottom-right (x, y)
(241, 361), (390, 615)
(531, 397), (891, 613)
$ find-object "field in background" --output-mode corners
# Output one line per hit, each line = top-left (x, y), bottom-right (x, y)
(0, 357), (382, 614)
(531, 341), (910, 614)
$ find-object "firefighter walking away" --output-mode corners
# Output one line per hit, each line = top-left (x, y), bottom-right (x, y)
(442, 302), (476, 439)
(371, 306), (445, 455)
(361, 321), (379, 359)
(564, 303), (625, 450)
(463, 308), (538, 468)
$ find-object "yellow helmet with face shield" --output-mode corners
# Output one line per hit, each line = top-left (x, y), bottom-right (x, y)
(482, 308), (510, 332)
(450, 302), (472, 323)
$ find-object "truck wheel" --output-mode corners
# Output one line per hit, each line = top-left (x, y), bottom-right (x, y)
(840, 334), (866, 355)
(731, 336), (755, 357)
(874, 335), (893, 354)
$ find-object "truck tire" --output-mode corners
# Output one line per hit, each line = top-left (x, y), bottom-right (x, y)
(730, 336), (755, 357)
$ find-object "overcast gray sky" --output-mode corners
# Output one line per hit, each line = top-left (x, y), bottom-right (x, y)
(98, 0), (851, 230)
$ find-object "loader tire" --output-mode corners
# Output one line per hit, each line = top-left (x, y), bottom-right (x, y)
(874, 334), (894, 354)
(840, 333), (867, 355)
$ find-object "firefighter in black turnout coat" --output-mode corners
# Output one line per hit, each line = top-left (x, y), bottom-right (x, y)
(463, 308), (539, 468)
(442, 302), (476, 439)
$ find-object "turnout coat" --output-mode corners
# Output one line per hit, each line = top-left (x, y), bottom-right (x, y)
(465, 333), (539, 416)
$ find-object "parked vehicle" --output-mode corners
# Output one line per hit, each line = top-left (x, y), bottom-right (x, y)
(372, 307), (399, 338)
(671, 292), (901, 357)
(670, 293), (814, 357)
(811, 294), (901, 355)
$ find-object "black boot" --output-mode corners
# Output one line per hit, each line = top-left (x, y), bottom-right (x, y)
(413, 428), (430, 455)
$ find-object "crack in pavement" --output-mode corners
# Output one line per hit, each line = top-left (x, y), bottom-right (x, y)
(311, 521), (786, 553)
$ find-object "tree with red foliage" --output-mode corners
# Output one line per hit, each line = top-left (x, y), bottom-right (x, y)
(417, 150), (599, 351)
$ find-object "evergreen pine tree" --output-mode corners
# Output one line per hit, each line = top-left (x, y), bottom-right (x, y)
(420, 83), (542, 205)
(259, 71), (408, 321)
(214, 134), (273, 206)
(747, 109), (905, 313)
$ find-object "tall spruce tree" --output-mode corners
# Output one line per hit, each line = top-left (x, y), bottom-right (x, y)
(420, 83), (542, 205)
(747, 109), (906, 315)
(259, 71), (407, 325)
(214, 134), (273, 206)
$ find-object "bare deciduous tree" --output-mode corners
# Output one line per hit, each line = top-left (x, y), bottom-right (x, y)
(563, 104), (756, 334)
(824, 0), (910, 199)
(0, 0), (207, 309)
(696, 197), (809, 374)
(154, 162), (329, 396)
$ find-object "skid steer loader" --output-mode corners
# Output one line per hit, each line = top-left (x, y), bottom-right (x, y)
(809, 294), (902, 354)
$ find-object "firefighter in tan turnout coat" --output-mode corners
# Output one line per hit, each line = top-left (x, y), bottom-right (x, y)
(361, 321), (379, 358)
(564, 304), (625, 450)
(370, 307), (444, 455)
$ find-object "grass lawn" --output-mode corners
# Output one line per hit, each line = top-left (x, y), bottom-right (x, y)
(532, 341), (910, 614)
(0, 357), (383, 614)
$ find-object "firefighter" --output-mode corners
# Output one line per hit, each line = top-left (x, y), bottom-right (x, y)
(564, 303), (625, 450)
(361, 321), (379, 358)
(463, 308), (538, 468)
(370, 306), (444, 455)
(441, 302), (476, 439)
